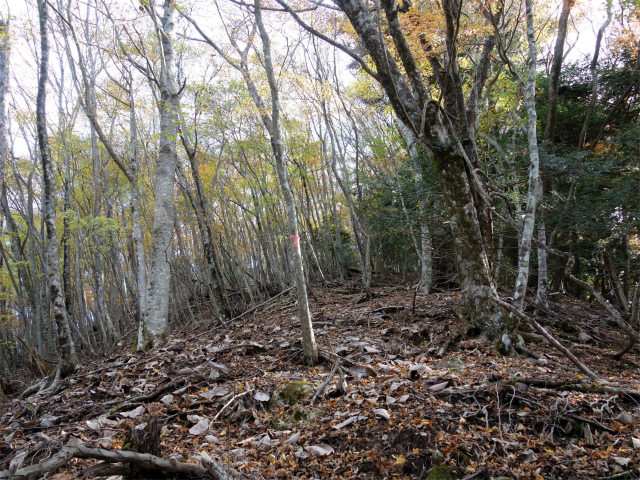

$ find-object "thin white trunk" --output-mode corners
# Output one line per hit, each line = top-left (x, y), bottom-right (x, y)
(36, 0), (78, 376)
(536, 223), (548, 307)
(254, 0), (317, 364)
(0, 19), (8, 200)
(513, 0), (542, 312)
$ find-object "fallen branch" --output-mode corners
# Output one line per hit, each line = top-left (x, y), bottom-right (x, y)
(103, 378), (186, 413)
(500, 215), (637, 358)
(371, 305), (405, 314)
(562, 413), (616, 434)
(311, 358), (341, 405)
(231, 287), (295, 322)
(514, 343), (578, 373)
(318, 350), (365, 368)
(212, 389), (252, 422)
(490, 295), (599, 379)
(488, 374), (640, 401)
(0, 444), (253, 480)
(565, 257), (637, 358)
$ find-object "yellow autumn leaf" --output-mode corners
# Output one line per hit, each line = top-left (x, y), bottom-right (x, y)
(394, 455), (406, 465)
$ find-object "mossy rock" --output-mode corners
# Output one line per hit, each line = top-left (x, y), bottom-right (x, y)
(424, 465), (462, 480)
(273, 405), (324, 430)
(272, 381), (314, 406)
(452, 450), (471, 466)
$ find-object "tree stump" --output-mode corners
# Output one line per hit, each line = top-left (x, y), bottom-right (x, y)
(123, 416), (161, 478)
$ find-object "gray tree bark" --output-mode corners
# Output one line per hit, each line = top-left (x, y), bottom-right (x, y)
(254, 0), (318, 364)
(326, 0), (507, 339)
(36, 0), (78, 376)
(142, 0), (180, 347)
(0, 18), (8, 199)
(513, 0), (542, 313)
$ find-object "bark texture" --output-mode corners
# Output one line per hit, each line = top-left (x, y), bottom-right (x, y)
(36, 0), (78, 376)
(0, 19), (9, 197)
(513, 0), (542, 312)
(143, 0), (180, 347)
(254, 0), (318, 364)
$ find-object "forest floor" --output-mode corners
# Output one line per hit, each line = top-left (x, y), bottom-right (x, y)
(1, 275), (640, 480)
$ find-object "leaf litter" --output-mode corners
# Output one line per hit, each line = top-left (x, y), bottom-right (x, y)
(1, 276), (640, 479)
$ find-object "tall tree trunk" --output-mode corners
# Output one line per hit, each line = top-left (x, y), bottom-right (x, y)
(513, 0), (542, 313)
(142, 0), (180, 347)
(179, 117), (230, 320)
(544, 0), (575, 143)
(324, 106), (371, 290)
(538, 0), (576, 307)
(128, 77), (147, 351)
(254, 0), (317, 365)
(397, 120), (432, 294)
(36, 0), (78, 376)
(0, 18), (8, 199)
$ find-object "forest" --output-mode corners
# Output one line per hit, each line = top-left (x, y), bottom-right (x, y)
(0, 0), (639, 478)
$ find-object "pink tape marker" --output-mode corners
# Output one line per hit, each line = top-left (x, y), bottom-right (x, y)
(290, 234), (300, 247)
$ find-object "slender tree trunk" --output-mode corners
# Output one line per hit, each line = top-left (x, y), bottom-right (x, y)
(544, 0), (575, 143)
(513, 0), (542, 313)
(538, 0), (576, 307)
(179, 118), (230, 320)
(604, 247), (629, 313)
(58, 58), (76, 343)
(324, 105), (371, 289)
(254, 0), (317, 365)
(142, 0), (180, 347)
(0, 18), (9, 199)
(128, 80), (148, 351)
(36, 0), (78, 376)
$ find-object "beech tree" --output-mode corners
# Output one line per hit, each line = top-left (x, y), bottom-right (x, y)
(281, 0), (510, 340)
(36, 0), (78, 377)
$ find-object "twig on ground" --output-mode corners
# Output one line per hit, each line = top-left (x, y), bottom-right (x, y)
(213, 389), (252, 422)
(488, 374), (640, 401)
(311, 358), (341, 405)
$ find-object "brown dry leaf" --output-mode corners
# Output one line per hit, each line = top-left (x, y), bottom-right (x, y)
(348, 365), (377, 378)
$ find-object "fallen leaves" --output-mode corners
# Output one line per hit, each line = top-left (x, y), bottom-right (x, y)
(2, 285), (640, 480)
